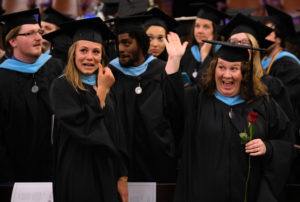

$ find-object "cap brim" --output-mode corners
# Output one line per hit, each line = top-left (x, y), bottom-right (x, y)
(202, 39), (266, 51)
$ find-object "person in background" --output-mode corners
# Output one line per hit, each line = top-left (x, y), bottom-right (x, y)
(262, 4), (300, 142)
(220, 13), (296, 129)
(143, 7), (179, 61)
(41, 7), (73, 53)
(180, 2), (230, 86)
(42, 28), (73, 67)
(262, 4), (300, 184)
(174, 40), (294, 202)
(0, 8), (62, 183)
(106, 15), (187, 183)
(49, 17), (128, 202)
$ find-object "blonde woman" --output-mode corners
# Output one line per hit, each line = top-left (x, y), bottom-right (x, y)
(49, 18), (128, 202)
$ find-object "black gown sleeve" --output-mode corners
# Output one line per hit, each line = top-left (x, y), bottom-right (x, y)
(49, 77), (118, 154)
(161, 71), (185, 156)
(0, 80), (14, 181)
(257, 98), (295, 202)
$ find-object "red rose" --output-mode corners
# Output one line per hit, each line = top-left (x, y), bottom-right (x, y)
(248, 112), (258, 123)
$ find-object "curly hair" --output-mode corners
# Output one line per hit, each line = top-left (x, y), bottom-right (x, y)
(202, 56), (268, 103)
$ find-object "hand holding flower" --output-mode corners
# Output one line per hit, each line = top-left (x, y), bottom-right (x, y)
(245, 139), (266, 156)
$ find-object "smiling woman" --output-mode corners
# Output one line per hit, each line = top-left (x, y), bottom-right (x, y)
(174, 41), (295, 202)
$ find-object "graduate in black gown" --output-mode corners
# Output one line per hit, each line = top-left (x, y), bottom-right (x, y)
(262, 4), (300, 185)
(106, 15), (188, 182)
(180, 3), (230, 86)
(220, 13), (296, 133)
(174, 41), (295, 202)
(0, 8), (62, 183)
(143, 7), (179, 61)
(49, 18), (128, 202)
(262, 4), (300, 136)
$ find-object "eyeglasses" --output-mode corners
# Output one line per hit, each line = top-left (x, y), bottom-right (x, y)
(16, 29), (44, 38)
(228, 39), (252, 46)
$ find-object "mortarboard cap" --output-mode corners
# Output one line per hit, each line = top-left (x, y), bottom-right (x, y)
(143, 7), (179, 32)
(49, 17), (115, 44)
(0, 8), (40, 37)
(226, 8), (256, 17)
(102, 0), (119, 16)
(42, 29), (72, 53)
(105, 14), (152, 34)
(41, 7), (73, 26)
(117, 0), (148, 17)
(174, 16), (196, 37)
(203, 39), (265, 62)
(189, 3), (231, 25)
(220, 13), (273, 49)
(265, 4), (296, 39)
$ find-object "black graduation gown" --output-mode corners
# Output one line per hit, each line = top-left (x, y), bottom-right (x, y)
(268, 56), (300, 136)
(261, 74), (295, 124)
(109, 59), (183, 183)
(174, 86), (295, 202)
(0, 57), (62, 182)
(50, 76), (127, 202)
(180, 46), (213, 86)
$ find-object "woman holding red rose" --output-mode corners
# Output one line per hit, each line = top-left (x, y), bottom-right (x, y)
(173, 40), (295, 202)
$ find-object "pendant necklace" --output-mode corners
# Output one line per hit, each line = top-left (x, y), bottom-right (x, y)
(31, 74), (39, 93)
(192, 69), (198, 78)
(135, 76), (142, 94)
(135, 82), (142, 94)
(229, 108), (233, 119)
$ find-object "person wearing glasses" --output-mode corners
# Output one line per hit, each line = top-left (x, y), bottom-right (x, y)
(219, 13), (296, 139)
(0, 9), (62, 183)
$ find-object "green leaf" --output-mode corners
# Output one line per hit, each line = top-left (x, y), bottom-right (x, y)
(239, 132), (249, 144)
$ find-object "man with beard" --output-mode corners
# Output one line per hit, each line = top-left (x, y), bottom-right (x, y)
(106, 15), (188, 183)
(0, 8), (62, 183)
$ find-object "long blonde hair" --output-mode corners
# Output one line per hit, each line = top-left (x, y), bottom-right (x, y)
(64, 41), (106, 93)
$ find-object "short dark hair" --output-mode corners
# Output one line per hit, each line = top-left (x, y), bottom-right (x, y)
(127, 30), (150, 56)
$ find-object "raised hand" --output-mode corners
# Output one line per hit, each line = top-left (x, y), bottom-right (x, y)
(164, 32), (188, 74)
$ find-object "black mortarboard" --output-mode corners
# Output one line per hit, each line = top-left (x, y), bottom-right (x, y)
(105, 14), (152, 34)
(189, 3), (231, 25)
(203, 39), (266, 98)
(117, 0), (148, 17)
(174, 16), (196, 37)
(102, 0), (119, 16)
(265, 4), (296, 39)
(220, 13), (273, 49)
(143, 8), (179, 32)
(226, 8), (256, 17)
(51, 17), (115, 44)
(0, 8), (40, 37)
(41, 7), (73, 26)
(42, 29), (72, 56)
